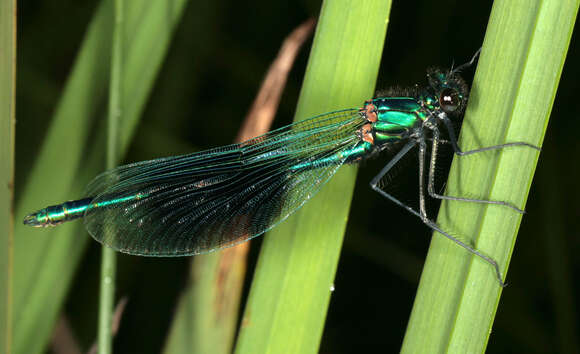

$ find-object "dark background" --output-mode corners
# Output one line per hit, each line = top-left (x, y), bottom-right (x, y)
(16, 0), (579, 353)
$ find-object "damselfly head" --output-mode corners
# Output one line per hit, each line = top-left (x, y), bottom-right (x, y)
(426, 68), (469, 116)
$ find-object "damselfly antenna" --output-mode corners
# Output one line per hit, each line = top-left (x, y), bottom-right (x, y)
(451, 47), (482, 74)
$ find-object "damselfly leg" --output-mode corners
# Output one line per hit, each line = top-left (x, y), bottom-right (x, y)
(427, 121), (541, 213)
(370, 112), (540, 286)
(369, 137), (509, 286)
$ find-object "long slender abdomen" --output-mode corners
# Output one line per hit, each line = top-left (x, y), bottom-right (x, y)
(23, 197), (93, 227)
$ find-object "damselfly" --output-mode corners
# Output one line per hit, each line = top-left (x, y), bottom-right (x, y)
(23, 52), (539, 285)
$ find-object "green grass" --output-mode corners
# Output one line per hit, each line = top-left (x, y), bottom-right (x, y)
(234, 1), (391, 353)
(0, 1), (16, 353)
(98, 0), (124, 353)
(402, 0), (579, 352)
(13, 1), (190, 353)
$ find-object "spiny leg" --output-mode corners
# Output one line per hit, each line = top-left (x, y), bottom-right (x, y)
(418, 138), (428, 221)
(369, 139), (506, 286)
(427, 126), (527, 213)
(441, 115), (540, 156)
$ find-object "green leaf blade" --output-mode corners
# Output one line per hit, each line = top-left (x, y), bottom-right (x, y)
(0, 0), (16, 352)
(402, 0), (579, 352)
(235, 1), (392, 353)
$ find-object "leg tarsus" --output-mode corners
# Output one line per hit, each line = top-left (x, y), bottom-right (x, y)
(429, 192), (525, 214)
(430, 121), (535, 213)
(455, 142), (540, 156)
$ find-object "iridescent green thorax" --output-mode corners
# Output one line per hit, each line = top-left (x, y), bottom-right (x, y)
(365, 97), (424, 145)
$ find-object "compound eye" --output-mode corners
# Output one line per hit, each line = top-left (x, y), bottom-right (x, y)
(439, 88), (461, 113)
